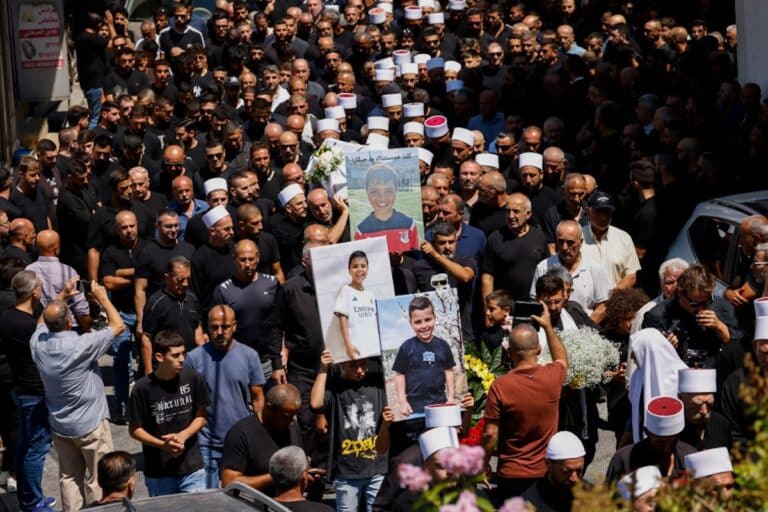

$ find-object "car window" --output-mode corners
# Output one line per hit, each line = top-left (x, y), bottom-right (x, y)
(689, 216), (738, 282)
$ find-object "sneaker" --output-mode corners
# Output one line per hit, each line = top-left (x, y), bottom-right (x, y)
(32, 497), (57, 512)
(6, 475), (17, 492)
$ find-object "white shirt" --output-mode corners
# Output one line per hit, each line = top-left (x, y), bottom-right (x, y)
(581, 225), (641, 289)
(334, 284), (381, 359)
(530, 253), (611, 314)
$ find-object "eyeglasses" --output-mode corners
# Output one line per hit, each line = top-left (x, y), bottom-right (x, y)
(685, 295), (713, 308)
(207, 153), (224, 159)
(488, 52), (503, 57)
(164, 161), (184, 168)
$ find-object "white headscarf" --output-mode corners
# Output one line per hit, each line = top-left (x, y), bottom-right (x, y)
(628, 328), (688, 442)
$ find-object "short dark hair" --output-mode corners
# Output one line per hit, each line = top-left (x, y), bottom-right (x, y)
(365, 165), (397, 190)
(108, 168), (130, 191)
(348, 250), (368, 266)
(430, 221), (456, 240)
(485, 289), (512, 309)
(166, 255), (191, 274)
(97, 451), (136, 495)
(535, 274), (565, 297)
(408, 296), (434, 318)
(153, 330), (185, 355)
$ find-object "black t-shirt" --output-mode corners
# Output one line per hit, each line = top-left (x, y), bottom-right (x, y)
(143, 289), (202, 350)
(269, 213), (307, 272)
(99, 240), (147, 313)
(87, 202), (155, 251)
(129, 368), (211, 477)
(1, 245), (32, 265)
(319, 363), (387, 479)
(10, 187), (49, 232)
(135, 240), (196, 297)
(103, 69), (150, 97)
(0, 306), (44, 395)
(481, 226), (550, 300)
(255, 232), (281, 274)
(221, 414), (302, 495)
(75, 31), (108, 90)
(57, 187), (98, 276)
(392, 336), (456, 412)
(191, 243), (235, 310)
(468, 202), (507, 236)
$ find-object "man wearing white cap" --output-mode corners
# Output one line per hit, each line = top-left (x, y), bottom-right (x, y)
(451, 127), (475, 171)
(677, 368), (731, 450)
(520, 431), (586, 512)
(617, 466), (662, 512)
(606, 396), (697, 482)
(381, 93), (403, 124)
(269, 184), (310, 272)
(424, 115), (452, 162)
(683, 447), (734, 496)
(518, 151), (561, 226)
(183, 177), (232, 248)
(191, 205), (236, 310)
(403, 122), (425, 148)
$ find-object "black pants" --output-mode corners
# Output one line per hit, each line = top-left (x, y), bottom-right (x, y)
(493, 477), (538, 506)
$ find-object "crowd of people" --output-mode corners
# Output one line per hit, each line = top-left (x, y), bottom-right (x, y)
(0, 0), (761, 510)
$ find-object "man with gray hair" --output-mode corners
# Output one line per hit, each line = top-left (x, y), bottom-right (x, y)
(269, 446), (333, 511)
(30, 280), (124, 512)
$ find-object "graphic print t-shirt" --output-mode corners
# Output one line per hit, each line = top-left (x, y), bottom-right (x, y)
(392, 336), (456, 412)
(354, 210), (419, 252)
(128, 368), (211, 477)
(334, 285), (380, 358)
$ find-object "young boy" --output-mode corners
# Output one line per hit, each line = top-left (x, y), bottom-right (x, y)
(354, 164), (419, 252)
(128, 330), (211, 497)
(392, 296), (456, 417)
(479, 290), (513, 352)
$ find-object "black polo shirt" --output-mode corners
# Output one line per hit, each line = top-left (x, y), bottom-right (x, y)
(99, 239), (147, 313)
(9, 187), (49, 232)
(481, 226), (550, 300)
(135, 240), (196, 297)
(275, 269), (323, 373)
(191, 242), (235, 310)
(468, 202), (507, 236)
(142, 289), (202, 350)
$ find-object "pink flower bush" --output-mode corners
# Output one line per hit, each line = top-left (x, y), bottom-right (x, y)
(498, 497), (527, 512)
(398, 463), (432, 492)
(437, 445), (486, 477)
(438, 491), (480, 512)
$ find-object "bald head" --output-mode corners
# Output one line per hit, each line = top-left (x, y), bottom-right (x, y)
(10, 218), (34, 245)
(235, 238), (259, 256)
(556, 220), (582, 241)
(264, 123), (283, 139)
(583, 174), (597, 194)
(36, 230), (60, 256)
(304, 223), (329, 244)
(508, 323), (540, 356)
(279, 131), (298, 146)
(266, 383), (302, 411)
(43, 300), (70, 332)
(163, 144), (185, 163)
(286, 115), (305, 133)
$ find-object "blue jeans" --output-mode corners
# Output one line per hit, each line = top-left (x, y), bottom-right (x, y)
(83, 87), (102, 129)
(334, 474), (384, 512)
(145, 468), (206, 497)
(108, 311), (136, 408)
(199, 445), (222, 489)
(11, 392), (52, 512)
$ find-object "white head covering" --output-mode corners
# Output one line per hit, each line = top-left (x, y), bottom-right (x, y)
(424, 403), (462, 428)
(628, 328), (688, 442)
(677, 368), (717, 394)
(546, 431), (586, 460)
(754, 297), (768, 339)
(447, 0), (466, 10)
(367, 116), (389, 132)
(518, 152), (543, 170)
(393, 50), (411, 64)
(400, 62), (418, 76)
(428, 12), (445, 24)
(418, 0), (434, 8)
(324, 106), (345, 119)
(405, 6), (423, 19)
(374, 57), (395, 70)
(404, 102), (424, 118)
(418, 147), (434, 165)
(413, 53), (431, 65)
(424, 115), (449, 138)
(366, 133), (389, 148)
(202, 205), (230, 229)
(368, 8), (386, 24)
(444, 60), (462, 73)
(419, 427), (459, 460)
(277, 183), (305, 207)
(377, 2), (393, 13)
(403, 122), (424, 136)
(645, 396), (685, 436)
(617, 466), (662, 500)
(315, 118), (339, 133)
(684, 447), (733, 479)
(382, 93), (402, 107)
(375, 69), (395, 82)
(452, 127), (474, 147)
(204, 177), (228, 196)
(475, 153), (499, 168)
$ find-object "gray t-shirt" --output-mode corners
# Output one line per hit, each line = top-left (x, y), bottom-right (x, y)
(30, 325), (114, 437)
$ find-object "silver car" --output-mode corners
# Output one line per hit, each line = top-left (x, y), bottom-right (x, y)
(665, 190), (768, 293)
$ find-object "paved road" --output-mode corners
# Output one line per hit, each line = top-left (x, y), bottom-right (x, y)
(4, 355), (616, 510)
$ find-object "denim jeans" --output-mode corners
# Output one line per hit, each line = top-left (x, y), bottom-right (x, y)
(11, 391), (52, 512)
(199, 445), (223, 489)
(145, 467), (206, 497)
(334, 474), (384, 512)
(83, 87), (102, 129)
(108, 311), (136, 408)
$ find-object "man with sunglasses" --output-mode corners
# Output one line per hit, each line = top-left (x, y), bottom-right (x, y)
(643, 265), (741, 369)
(158, 2), (205, 66)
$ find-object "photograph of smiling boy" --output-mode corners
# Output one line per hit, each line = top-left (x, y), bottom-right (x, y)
(347, 148), (424, 253)
(376, 289), (465, 421)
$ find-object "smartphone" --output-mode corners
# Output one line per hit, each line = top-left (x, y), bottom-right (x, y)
(77, 280), (92, 294)
(512, 300), (544, 324)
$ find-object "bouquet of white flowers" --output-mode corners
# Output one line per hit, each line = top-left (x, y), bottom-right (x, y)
(306, 144), (345, 185)
(540, 327), (620, 388)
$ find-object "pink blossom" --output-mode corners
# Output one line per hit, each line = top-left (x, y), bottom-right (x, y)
(397, 463), (432, 492)
(437, 445), (486, 476)
(498, 497), (527, 512)
(439, 491), (480, 512)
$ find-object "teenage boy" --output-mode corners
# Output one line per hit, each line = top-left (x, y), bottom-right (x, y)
(479, 290), (513, 354)
(128, 330), (210, 496)
(393, 296), (456, 417)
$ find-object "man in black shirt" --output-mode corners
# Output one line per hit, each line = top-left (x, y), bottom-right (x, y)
(270, 447), (334, 512)
(677, 368), (731, 451)
(236, 203), (285, 282)
(469, 171), (508, 236)
(220, 384), (306, 494)
(10, 158), (50, 233)
(270, 184), (310, 272)
(0, 270), (49, 511)
(74, 12), (109, 129)
(3, 219), (36, 265)
(191, 206), (236, 312)
(141, 256), (204, 375)
(158, 3), (205, 71)
(103, 47), (149, 102)
(99, 211), (146, 422)
(128, 331), (210, 496)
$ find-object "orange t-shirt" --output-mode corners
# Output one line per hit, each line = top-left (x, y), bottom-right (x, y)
(484, 362), (567, 479)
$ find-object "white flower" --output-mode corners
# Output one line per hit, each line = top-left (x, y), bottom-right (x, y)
(543, 327), (620, 388)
